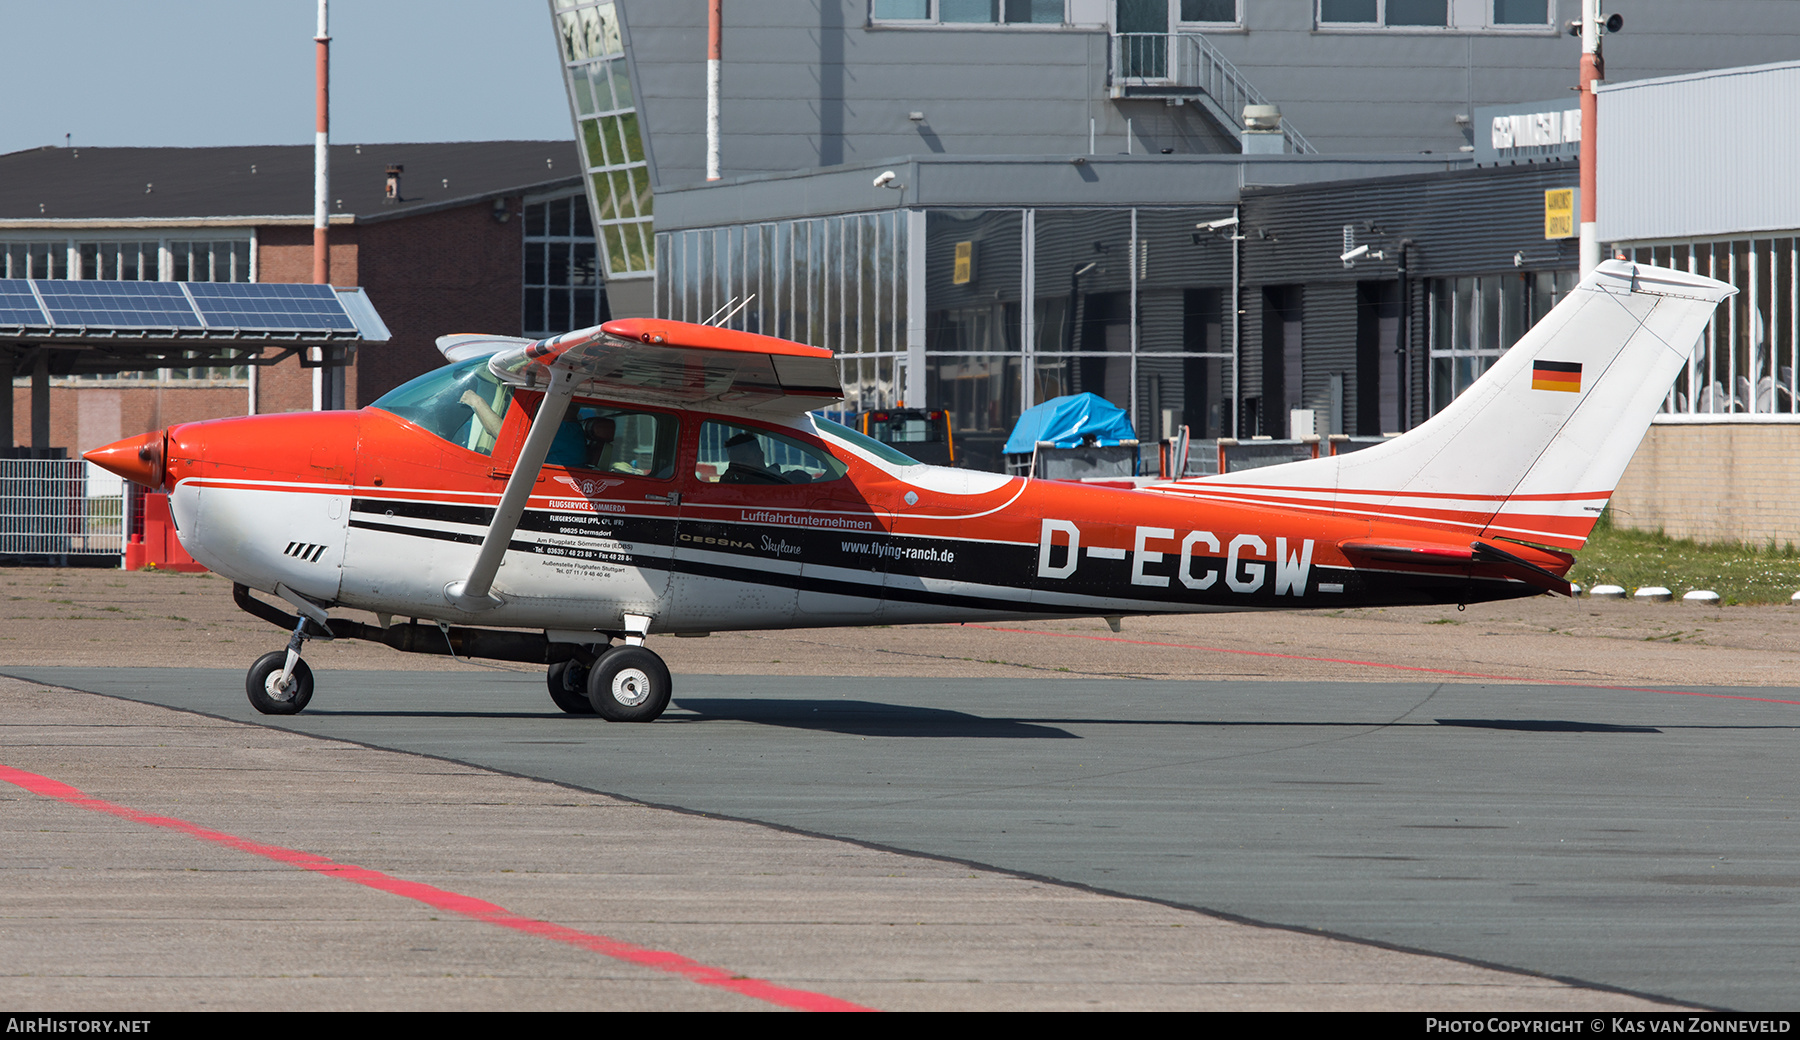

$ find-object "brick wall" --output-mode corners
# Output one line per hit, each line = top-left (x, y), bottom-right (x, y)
(9, 200), (525, 455)
(11, 385), (250, 456)
(1610, 423), (1800, 547)
(258, 225), (361, 412)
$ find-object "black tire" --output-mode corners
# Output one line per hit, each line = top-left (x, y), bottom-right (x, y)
(547, 659), (595, 714)
(246, 651), (313, 715)
(586, 645), (672, 722)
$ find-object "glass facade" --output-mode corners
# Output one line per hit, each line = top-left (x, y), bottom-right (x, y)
(1427, 270), (1575, 414)
(1624, 238), (1800, 419)
(523, 190), (608, 337)
(658, 205), (1237, 472)
(658, 211), (910, 419)
(552, 0), (654, 280)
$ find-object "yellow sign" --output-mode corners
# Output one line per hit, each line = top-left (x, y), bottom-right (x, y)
(952, 240), (974, 285)
(1544, 188), (1575, 240)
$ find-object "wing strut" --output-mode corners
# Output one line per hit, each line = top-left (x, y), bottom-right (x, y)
(444, 366), (577, 611)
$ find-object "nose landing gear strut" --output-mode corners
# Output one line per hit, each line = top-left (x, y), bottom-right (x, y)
(246, 613), (322, 715)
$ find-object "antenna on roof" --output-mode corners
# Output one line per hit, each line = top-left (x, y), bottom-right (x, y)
(703, 294), (756, 328)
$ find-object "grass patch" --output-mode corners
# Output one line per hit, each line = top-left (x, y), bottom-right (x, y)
(1568, 510), (1800, 605)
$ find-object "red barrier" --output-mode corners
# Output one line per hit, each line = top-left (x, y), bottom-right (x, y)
(124, 492), (206, 572)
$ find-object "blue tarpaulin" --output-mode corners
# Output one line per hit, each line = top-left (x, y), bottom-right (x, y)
(1002, 393), (1137, 455)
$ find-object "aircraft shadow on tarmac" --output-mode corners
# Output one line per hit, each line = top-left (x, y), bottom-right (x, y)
(1434, 718), (1663, 734)
(670, 698), (1078, 738)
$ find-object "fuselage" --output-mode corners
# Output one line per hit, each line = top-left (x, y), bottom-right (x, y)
(134, 387), (1559, 636)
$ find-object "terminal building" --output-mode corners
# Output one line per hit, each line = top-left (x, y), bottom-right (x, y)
(547, 0), (1800, 489)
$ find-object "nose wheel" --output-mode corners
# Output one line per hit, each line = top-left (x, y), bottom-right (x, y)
(247, 651), (314, 714)
(246, 612), (323, 715)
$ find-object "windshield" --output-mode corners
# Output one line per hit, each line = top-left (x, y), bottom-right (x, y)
(370, 356), (515, 456)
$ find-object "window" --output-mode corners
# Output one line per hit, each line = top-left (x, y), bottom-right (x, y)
(1628, 239), (1800, 419)
(548, 405), (678, 479)
(524, 191), (607, 337)
(872, 0), (1065, 25)
(558, 1), (655, 278)
(78, 242), (160, 281)
(1321, 0), (1553, 30)
(1428, 271), (1575, 413)
(695, 422), (848, 485)
(370, 356), (517, 456)
(1179, 0), (1237, 23)
(169, 241), (251, 283)
(3, 242), (68, 279)
(1492, 0), (1549, 25)
(1320, 0), (1445, 27)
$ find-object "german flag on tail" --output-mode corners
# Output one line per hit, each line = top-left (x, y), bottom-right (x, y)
(1532, 360), (1582, 393)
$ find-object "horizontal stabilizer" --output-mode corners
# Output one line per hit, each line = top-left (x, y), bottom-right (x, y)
(1338, 539), (1574, 597)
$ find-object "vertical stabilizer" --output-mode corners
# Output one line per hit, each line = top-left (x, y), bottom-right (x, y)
(1160, 260), (1734, 550)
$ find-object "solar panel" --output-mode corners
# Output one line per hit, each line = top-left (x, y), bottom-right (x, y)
(36, 280), (202, 328)
(186, 282), (357, 332)
(0, 279), (47, 326)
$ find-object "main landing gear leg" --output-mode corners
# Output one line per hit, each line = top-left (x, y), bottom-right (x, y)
(586, 613), (671, 722)
(247, 614), (318, 715)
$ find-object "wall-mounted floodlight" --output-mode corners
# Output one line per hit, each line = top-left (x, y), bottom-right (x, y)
(1198, 216), (1238, 231)
(873, 170), (900, 188)
(908, 111), (925, 122)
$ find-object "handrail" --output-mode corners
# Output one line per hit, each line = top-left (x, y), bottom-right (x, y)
(1110, 32), (1317, 155)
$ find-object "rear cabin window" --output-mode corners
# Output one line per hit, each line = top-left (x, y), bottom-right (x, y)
(695, 421), (848, 485)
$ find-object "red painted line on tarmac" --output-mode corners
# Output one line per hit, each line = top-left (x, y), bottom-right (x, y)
(0, 762), (873, 1012)
(965, 625), (1800, 707)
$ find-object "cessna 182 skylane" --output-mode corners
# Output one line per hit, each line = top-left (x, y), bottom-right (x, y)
(85, 259), (1732, 721)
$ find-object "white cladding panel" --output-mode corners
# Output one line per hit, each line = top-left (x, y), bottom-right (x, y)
(1598, 61), (1800, 243)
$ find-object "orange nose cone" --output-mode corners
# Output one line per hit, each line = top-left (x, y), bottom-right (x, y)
(85, 430), (167, 490)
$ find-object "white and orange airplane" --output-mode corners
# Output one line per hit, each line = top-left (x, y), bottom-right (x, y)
(85, 259), (1731, 721)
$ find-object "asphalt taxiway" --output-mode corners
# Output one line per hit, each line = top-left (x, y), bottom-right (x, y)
(6, 663), (1797, 1010)
(4, 569), (1797, 1010)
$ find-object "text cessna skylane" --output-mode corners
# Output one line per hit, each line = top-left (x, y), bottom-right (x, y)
(86, 260), (1733, 722)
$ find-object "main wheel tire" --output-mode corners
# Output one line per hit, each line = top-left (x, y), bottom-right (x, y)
(547, 659), (595, 714)
(246, 651), (313, 715)
(586, 646), (671, 722)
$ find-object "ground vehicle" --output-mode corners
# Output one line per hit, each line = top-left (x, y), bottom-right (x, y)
(86, 260), (1732, 721)
(855, 408), (955, 467)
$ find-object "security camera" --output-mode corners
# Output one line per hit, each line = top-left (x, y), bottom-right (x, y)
(873, 170), (897, 188)
(1198, 216), (1238, 231)
(1340, 244), (1370, 263)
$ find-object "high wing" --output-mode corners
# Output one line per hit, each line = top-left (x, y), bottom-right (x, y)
(439, 317), (844, 612)
(441, 318), (843, 416)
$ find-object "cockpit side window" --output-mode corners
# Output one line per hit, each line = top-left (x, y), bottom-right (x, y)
(548, 404), (679, 480)
(369, 357), (515, 457)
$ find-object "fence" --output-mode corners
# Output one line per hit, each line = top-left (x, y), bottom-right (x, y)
(0, 458), (128, 563)
(1212, 435), (1390, 475)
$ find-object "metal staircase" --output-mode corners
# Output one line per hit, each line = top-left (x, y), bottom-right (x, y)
(1110, 32), (1317, 155)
